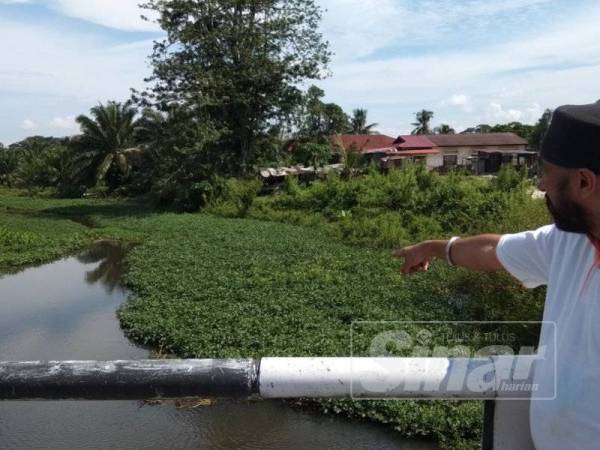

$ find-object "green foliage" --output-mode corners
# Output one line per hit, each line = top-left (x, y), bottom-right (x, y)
(223, 178), (263, 217)
(0, 145), (19, 186)
(8, 138), (82, 195)
(433, 124), (455, 134)
(529, 108), (553, 150)
(73, 101), (143, 190)
(295, 85), (350, 139)
(243, 164), (548, 246)
(411, 109), (434, 135)
(0, 175), (551, 448)
(491, 164), (528, 192)
(0, 226), (43, 250)
(462, 117), (545, 144)
(137, 0), (331, 176)
(292, 141), (332, 168)
(350, 108), (378, 135)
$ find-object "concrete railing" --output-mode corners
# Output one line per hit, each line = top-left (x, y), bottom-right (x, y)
(0, 357), (536, 449)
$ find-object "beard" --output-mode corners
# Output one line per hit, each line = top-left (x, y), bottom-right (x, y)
(545, 193), (591, 234)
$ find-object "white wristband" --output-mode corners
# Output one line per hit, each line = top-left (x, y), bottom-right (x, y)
(445, 237), (460, 266)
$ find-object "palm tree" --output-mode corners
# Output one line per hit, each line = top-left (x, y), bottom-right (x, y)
(332, 135), (367, 179)
(433, 124), (455, 135)
(411, 110), (434, 135)
(74, 101), (141, 188)
(350, 109), (379, 134)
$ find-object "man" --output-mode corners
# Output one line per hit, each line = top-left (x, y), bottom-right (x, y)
(393, 103), (600, 450)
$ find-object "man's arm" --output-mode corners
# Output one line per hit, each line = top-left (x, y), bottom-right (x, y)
(392, 235), (504, 276)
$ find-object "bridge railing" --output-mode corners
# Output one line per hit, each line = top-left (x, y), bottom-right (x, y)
(0, 357), (536, 449)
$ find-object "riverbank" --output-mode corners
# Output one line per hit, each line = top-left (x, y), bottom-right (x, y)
(0, 181), (548, 449)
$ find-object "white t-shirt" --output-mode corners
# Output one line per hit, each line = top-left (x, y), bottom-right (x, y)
(497, 224), (600, 450)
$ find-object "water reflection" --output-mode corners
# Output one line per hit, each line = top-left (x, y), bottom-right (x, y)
(0, 243), (439, 450)
(0, 241), (144, 361)
(77, 240), (133, 293)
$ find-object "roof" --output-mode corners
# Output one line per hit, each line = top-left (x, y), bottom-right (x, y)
(329, 134), (396, 151)
(383, 151), (441, 161)
(423, 133), (528, 147)
(363, 147), (398, 154)
(393, 135), (437, 150)
(392, 149), (440, 156)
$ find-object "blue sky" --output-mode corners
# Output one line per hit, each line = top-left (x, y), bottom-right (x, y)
(1, 0), (599, 144)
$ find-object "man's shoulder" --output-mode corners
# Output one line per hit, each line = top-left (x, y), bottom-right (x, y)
(501, 224), (556, 241)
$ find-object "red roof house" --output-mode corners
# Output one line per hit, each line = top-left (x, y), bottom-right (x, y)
(329, 134), (396, 152)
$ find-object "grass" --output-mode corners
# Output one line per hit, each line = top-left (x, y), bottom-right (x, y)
(0, 169), (551, 449)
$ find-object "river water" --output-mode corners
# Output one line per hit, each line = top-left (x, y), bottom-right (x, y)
(0, 241), (438, 449)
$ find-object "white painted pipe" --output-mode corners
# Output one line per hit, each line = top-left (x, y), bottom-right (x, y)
(259, 356), (536, 399)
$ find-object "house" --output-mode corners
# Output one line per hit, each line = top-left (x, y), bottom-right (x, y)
(423, 133), (534, 174)
(330, 133), (537, 174)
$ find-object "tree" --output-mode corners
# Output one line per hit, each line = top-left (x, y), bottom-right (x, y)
(137, 0), (331, 177)
(11, 139), (76, 194)
(490, 122), (534, 141)
(433, 124), (455, 135)
(293, 141), (331, 170)
(411, 110), (434, 135)
(529, 109), (553, 150)
(0, 144), (18, 186)
(73, 101), (142, 189)
(295, 85), (349, 138)
(461, 124), (492, 134)
(330, 136), (367, 179)
(350, 109), (378, 134)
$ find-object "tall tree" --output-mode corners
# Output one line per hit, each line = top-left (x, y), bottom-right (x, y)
(297, 85), (349, 138)
(529, 109), (553, 150)
(433, 124), (455, 135)
(0, 144), (18, 186)
(137, 0), (331, 176)
(411, 110), (434, 135)
(350, 109), (378, 134)
(73, 101), (141, 188)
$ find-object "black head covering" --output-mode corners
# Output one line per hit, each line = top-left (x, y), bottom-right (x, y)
(541, 103), (600, 172)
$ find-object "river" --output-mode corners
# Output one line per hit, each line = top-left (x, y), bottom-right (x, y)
(0, 241), (438, 449)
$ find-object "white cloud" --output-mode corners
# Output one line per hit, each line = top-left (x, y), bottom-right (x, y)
(49, 115), (78, 130)
(0, 13), (155, 142)
(1, 0), (159, 31)
(443, 94), (473, 113)
(20, 119), (38, 130)
(0, 18), (152, 101)
(43, 0), (160, 32)
(318, 0), (554, 63)
(318, 2), (600, 134)
(319, 0), (405, 61)
(487, 102), (523, 122)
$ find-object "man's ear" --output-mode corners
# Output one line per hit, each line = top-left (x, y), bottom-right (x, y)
(577, 168), (598, 199)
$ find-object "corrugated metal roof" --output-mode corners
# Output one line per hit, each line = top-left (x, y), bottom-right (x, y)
(393, 135), (437, 149)
(385, 149), (440, 157)
(329, 134), (396, 151)
(423, 133), (528, 147)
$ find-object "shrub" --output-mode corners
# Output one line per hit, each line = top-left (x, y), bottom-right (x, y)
(223, 178), (263, 217)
